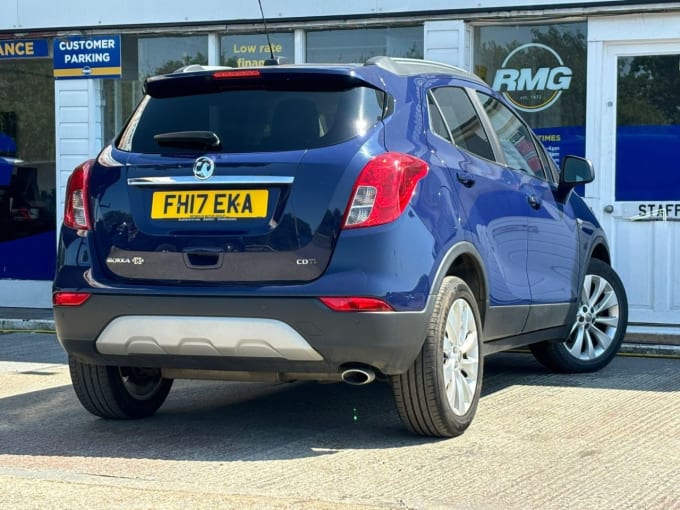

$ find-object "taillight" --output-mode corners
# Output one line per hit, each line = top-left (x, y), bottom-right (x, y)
(53, 292), (91, 306)
(320, 297), (394, 312)
(63, 159), (93, 230)
(343, 152), (428, 229)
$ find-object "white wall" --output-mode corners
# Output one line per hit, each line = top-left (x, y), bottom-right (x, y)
(424, 20), (471, 71)
(3, 0), (656, 31)
(54, 80), (101, 231)
(588, 11), (680, 42)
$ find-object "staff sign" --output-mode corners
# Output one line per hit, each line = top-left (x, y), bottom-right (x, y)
(53, 35), (121, 79)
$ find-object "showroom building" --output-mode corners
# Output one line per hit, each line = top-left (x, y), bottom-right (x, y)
(0, 0), (678, 336)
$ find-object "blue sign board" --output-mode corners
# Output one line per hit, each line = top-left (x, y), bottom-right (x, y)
(0, 39), (49, 60)
(53, 35), (121, 79)
(616, 125), (680, 201)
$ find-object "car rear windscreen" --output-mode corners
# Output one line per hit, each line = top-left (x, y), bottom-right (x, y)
(116, 85), (386, 154)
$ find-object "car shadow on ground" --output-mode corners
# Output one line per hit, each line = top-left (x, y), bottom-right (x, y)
(483, 350), (679, 394)
(1, 350), (678, 463)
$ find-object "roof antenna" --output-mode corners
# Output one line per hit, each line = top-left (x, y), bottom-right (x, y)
(258, 0), (285, 65)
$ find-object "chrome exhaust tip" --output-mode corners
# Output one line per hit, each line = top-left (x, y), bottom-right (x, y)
(340, 367), (376, 386)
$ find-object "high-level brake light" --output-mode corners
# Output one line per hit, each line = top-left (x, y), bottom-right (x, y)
(213, 70), (261, 79)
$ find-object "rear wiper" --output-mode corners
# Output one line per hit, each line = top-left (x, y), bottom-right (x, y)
(153, 131), (222, 150)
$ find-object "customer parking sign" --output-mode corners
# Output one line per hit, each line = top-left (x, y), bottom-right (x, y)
(53, 35), (121, 79)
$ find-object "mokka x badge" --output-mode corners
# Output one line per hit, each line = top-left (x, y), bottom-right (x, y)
(106, 256), (145, 265)
(193, 156), (215, 180)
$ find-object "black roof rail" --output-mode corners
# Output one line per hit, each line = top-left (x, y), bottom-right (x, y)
(365, 56), (401, 73)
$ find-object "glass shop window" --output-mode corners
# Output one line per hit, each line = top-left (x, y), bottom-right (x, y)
(306, 26), (423, 63)
(473, 22), (587, 167)
(0, 58), (56, 280)
(102, 34), (209, 145)
(220, 32), (294, 67)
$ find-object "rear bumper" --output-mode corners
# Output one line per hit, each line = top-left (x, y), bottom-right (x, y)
(54, 294), (431, 375)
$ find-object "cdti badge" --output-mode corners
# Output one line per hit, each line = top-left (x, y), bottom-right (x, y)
(492, 43), (573, 112)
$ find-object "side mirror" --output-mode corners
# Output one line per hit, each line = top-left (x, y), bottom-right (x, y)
(561, 155), (595, 185)
(556, 155), (595, 202)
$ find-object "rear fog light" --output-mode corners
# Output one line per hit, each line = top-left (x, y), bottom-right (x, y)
(320, 297), (394, 312)
(53, 292), (91, 306)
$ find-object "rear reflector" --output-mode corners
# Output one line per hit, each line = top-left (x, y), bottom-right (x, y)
(213, 70), (261, 79)
(53, 292), (91, 306)
(320, 297), (393, 312)
(344, 152), (428, 229)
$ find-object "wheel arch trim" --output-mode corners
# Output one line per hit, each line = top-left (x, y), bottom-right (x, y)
(581, 234), (612, 291)
(430, 241), (489, 326)
(588, 236), (611, 265)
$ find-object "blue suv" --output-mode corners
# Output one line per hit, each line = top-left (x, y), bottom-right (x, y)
(53, 57), (628, 437)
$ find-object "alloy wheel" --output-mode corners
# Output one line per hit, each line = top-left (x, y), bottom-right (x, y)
(566, 274), (620, 360)
(442, 298), (480, 416)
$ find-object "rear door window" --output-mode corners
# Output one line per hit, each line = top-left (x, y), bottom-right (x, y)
(430, 86), (495, 161)
(117, 85), (385, 154)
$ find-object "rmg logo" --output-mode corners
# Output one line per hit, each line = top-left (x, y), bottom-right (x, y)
(492, 66), (572, 92)
(491, 43), (573, 112)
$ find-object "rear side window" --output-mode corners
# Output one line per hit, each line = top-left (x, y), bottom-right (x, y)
(427, 92), (452, 142)
(117, 86), (385, 154)
(430, 87), (495, 161)
(475, 92), (547, 180)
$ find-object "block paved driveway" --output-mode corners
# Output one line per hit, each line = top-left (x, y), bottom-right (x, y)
(1, 332), (678, 509)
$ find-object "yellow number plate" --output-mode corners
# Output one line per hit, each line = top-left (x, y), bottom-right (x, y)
(151, 190), (268, 219)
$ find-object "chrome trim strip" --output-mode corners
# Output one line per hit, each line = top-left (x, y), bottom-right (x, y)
(127, 176), (294, 186)
(96, 316), (323, 361)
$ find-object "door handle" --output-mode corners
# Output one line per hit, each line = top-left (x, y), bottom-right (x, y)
(456, 172), (476, 188)
(527, 194), (542, 209)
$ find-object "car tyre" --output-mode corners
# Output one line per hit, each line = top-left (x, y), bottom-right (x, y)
(391, 276), (483, 437)
(530, 259), (628, 373)
(69, 356), (173, 419)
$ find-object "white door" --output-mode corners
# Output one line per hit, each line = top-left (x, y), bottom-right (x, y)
(597, 42), (680, 327)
